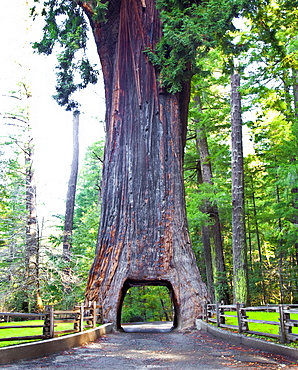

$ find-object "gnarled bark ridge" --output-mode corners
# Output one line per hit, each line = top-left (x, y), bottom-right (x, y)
(82, 0), (208, 330)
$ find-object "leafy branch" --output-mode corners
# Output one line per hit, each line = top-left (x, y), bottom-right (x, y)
(32, 0), (105, 110)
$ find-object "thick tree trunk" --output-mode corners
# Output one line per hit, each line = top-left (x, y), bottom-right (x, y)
(230, 72), (249, 305)
(81, 0), (208, 329)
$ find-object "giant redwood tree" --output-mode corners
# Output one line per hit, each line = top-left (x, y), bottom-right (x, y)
(34, 0), (247, 329)
(81, 0), (208, 330)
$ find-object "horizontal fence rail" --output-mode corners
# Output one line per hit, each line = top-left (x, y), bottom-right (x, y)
(204, 302), (298, 344)
(0, 312), (47, 342)
(0, 301), (101, 343)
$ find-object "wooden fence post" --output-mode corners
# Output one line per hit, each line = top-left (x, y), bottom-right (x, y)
(43, 305), (54, 339)
(216, 302), (220, 327)
(92, 301), (97, 328)
(236, 303), (242, 333)
(50, 305), (54, 338)
(80, 303), (84, 332)
(204, 303), (208, 323)
(279, 304), (286, 344)
(219, 304), (225, 325)
(284, 306), (291, 344)
(241, 306), (249, 332)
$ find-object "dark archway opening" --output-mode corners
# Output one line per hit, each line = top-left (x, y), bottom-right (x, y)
(117, 280), (179, 332)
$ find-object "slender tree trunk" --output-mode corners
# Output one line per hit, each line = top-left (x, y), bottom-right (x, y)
(63, 110), (80, 262)
(5, 83), (42, 312)
(160, 298), (170, 321)
(291, 185), (298, 285)
(290, 71), (298, 300)
(275, 182), (285, 304)
(25, 137), (42, 311)
(250, 174), (266, 304)
(230, 72), (249, 305)
(246, 198), (253, 268)
(197, 161), (215, 302)
(201, 223), (215, 302)
(81, 0), (208, 329)
(194, 94), (229, 303)
(292, 69), (298, 117)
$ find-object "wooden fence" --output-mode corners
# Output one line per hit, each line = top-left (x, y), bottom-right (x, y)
(204, 302), (298, 344)
(0, 301), (101, 343)
(0, 312), (47, 342)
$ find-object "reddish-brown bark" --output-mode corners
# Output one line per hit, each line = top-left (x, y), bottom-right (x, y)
(81, 0), (208, 329)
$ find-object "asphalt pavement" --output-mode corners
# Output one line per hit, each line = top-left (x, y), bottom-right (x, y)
(2, 322), (298, 369)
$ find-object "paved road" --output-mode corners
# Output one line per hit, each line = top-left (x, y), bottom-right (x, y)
(2, 323), (298, 369)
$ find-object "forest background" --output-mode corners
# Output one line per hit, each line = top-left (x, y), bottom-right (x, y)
(0, 0), (298, 322)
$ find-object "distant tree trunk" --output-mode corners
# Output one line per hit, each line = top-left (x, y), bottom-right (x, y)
(291, 185), (298, 303)
(246, 198), (253, 268)
(63, 110), (80, 262)
(81, 0), (208, 329)
(290, 71), (298, 299)
(276, 183), (285, 304)
(5, 83), (42, 312)
(194, 94), (229, 303)
(249, 174), (266, 304)
(25, 137), (42, 311)
(292, 69), (298, 117)
(196, 161), (215, 302)
(230, 72), (249, 305)
(292, 184), (298, 261)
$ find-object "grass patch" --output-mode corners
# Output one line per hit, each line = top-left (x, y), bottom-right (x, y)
(219, 311), (298, 348)
(0, 320), (76, 348)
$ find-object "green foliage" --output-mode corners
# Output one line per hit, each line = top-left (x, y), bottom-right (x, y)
(14, 0), (298, 307)
(235, 0), (298, 303)
(40, 140), (104, 308)
(0, 86), (37, 312)
(32, 0), (101, 110)
(121, 286), (173, 323)
(184, 50), (233, 297)
(145, 0), (251, 93)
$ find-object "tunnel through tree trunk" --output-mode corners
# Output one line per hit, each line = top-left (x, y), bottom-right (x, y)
(118, 280), (177, 331)
(81, 0), (208, 330)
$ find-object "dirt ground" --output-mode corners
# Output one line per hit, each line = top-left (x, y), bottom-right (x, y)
(2, 323), (298, 369)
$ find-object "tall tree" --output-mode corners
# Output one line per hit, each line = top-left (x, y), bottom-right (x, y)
(81, 0), (208, 329)
(194, 93), (229, 303)
(34, 0), (251, 327)
(63, 110), (80, 262)
(237, 0), (298, 303)
(230, 71), (249, 305)
(0, 83), (41, 311)
(196, 160), (215, 302)
(24, 134), (41, 311)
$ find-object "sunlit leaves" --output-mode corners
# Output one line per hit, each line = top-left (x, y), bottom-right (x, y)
(33, 0), (99, 110)
(145, 0), (252, 93)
